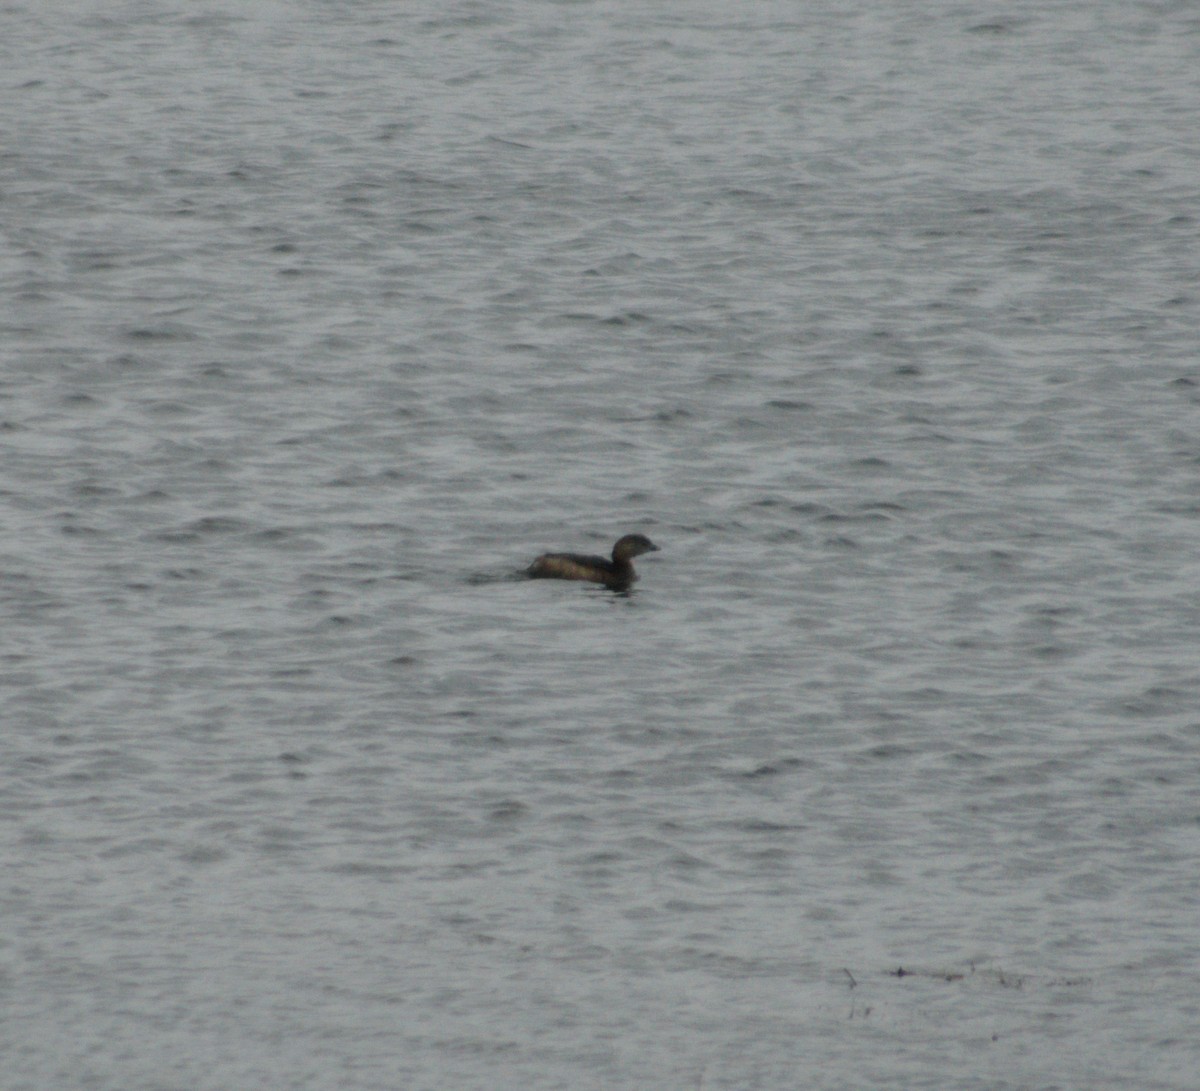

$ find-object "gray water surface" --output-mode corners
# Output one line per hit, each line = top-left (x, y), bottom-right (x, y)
(3, 2), (1200, 1088)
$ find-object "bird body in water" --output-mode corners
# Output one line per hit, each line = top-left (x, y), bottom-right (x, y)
(527, 533), (660, 590)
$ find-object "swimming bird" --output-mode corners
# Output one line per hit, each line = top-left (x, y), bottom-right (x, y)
(527, 533), (660, 590)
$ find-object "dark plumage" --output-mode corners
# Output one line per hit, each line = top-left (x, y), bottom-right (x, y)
(527, 533), (660, 590)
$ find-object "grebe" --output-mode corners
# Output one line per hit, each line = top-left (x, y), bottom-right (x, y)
(527, 533), (660, 590)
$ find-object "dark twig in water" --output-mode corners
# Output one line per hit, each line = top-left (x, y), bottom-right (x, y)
(887, 964), (1067, 988)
